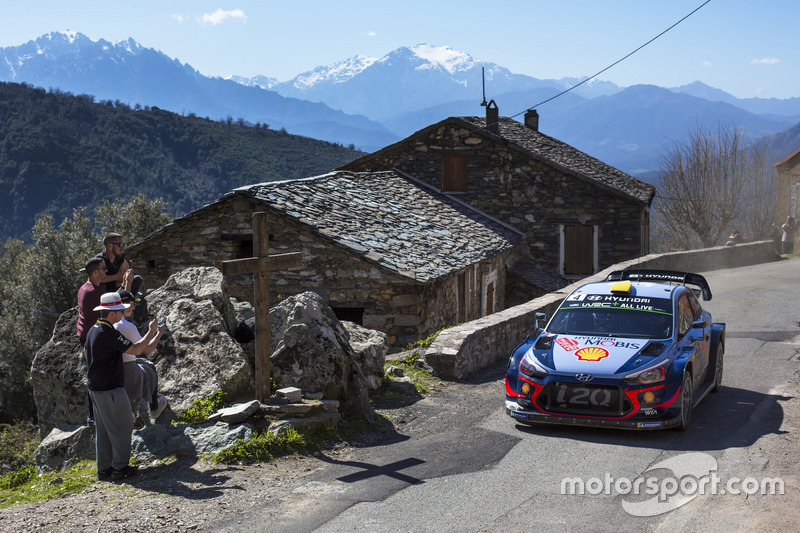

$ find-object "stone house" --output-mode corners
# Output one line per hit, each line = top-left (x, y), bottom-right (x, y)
(340, 108), (656, 304)
(127, 170), (521, 346)
(774, 146), (800, 223)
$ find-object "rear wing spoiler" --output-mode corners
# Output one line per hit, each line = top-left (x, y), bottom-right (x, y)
(604, 269), (713, 301)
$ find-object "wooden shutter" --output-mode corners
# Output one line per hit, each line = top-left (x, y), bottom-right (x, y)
(442, 154), (468, 192)
(564, 225), (594, 275)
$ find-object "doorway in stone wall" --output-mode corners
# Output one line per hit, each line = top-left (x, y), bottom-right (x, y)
(331, 307), (365, 326)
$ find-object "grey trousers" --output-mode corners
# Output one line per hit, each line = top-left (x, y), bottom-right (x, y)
(124, 359), (158, 404)
(89, 388), (134, 471)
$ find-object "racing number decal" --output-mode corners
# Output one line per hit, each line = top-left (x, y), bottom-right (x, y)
(574, 347), (609, 361)
(555, 385), (613, 407)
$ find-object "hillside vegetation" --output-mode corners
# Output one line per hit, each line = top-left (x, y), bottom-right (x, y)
(0, 81), (363, 240)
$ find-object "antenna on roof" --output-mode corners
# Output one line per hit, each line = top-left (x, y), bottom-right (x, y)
(480, 67), (487, 107)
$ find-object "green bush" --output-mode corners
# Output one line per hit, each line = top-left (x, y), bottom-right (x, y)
(0, 422), (39, 470)
(175, 390), (227, 425)
(214, 424), (338, 465)
(0, 465), (35, 490)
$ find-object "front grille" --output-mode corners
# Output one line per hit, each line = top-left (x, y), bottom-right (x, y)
(537, 382), (631, 417)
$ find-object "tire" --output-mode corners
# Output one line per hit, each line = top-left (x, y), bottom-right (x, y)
(678, 372), (693, 431)
(711, 343), (724, 393)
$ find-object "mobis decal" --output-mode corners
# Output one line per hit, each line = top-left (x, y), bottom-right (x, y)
(583, 339), (642, 350)
(575, 347), (609, 362)
(567, 336), (643, 350)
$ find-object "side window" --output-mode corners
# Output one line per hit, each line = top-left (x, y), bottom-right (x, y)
(687, 291), (703, 321)
(676, 294), (694, 337)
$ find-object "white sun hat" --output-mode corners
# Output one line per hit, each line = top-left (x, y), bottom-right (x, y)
(92, 292), (131, 312)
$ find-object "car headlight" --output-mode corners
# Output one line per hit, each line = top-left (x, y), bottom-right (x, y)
(624, 359), (671, 384)
(520, 353), (549, 379)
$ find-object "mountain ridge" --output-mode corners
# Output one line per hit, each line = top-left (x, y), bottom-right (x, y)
(2, 32), (799, 175)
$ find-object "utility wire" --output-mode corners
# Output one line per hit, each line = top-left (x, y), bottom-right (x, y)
(508, 0), (712, 119)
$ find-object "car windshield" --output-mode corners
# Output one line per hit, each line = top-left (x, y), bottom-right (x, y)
(547, 296), (673, 339)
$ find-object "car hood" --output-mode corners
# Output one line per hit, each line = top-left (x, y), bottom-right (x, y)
(548, 334), (646, 375)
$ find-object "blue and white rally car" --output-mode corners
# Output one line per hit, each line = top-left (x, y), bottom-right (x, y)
(505, 270), (725, 430)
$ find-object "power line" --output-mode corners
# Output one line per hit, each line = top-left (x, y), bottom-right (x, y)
(508, 0), (712, 120)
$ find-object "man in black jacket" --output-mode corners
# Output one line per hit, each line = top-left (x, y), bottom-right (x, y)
(85, 292), (162, 481)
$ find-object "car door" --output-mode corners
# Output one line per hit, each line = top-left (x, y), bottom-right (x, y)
(687, 291), (711, 385)
(676, 292), (709, 391)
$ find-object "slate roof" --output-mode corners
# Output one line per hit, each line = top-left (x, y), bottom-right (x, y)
(459, 116), (655, 204)
(239, 170), (522, 283)
(341, 115), (655, 205)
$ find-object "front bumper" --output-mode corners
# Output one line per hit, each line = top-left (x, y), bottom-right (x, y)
(505, 400), (681, 430)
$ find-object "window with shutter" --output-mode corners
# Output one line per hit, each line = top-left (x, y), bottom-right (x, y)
(442, 154), (468, 192)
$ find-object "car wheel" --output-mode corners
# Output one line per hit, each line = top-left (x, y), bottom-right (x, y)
(678, 372), (693, 431)
(712, 343), (724, 393)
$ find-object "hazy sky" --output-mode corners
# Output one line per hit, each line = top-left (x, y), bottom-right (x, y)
(0, 0), (796, 99)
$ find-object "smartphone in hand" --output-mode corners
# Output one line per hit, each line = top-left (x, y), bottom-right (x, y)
(158, 317), (167, 327)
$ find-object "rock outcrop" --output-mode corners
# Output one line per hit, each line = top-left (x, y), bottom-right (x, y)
(31, 268), (387, 438)
(30, 267), (253, 437)
(270, 292), (377, 422)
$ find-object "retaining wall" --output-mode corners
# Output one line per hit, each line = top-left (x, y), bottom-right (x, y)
(424, 240), (781, 379)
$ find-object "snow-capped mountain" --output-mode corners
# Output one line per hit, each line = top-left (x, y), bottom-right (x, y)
(270, 44), (563, 119)
(228, 74), (280, 90)
(2, 33), (799, 175)
(0, 32), (397, 151)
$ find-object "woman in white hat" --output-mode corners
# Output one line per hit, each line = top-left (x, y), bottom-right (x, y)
(114, 290), (168, 421)
(85, 292), (165, 481)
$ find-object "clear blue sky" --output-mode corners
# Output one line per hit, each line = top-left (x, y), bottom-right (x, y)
(0, 0), (796, 99)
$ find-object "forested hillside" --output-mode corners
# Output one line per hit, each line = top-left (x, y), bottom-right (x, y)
(0, 81), (363, 240)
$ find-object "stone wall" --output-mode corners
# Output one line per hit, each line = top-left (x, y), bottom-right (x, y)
(424, 240), (780, 379)
(776, 151), (800, 225)
(128, 195), (510, 347)
(343, 122), (647, 272)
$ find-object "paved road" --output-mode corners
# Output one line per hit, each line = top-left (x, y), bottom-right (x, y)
(212, 259), (800, 532)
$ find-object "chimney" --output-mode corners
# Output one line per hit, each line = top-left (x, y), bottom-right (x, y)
(485, 99), (499, 134)
(524, 109), (539, 131)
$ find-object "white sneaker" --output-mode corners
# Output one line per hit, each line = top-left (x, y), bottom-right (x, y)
(151, 396), (168, 421)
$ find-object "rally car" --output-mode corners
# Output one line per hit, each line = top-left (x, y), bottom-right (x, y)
(505, 270), (725, 430)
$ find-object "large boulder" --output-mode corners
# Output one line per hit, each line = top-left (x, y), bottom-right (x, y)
(341, 321), (388, 391)
(35, 423), (95, 472)
(270, 292), (374, 421)
(29, 308), (93, 437)
(30, 267), (253, 436)
(142, 267), (253, 412)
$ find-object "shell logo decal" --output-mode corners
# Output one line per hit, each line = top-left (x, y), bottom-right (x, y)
(575, 347), (609, 362)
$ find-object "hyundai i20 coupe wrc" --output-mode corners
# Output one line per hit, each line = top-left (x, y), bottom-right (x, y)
(505, 270), (725, 430)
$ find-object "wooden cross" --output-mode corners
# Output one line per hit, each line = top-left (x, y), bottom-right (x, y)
(220, 212), (303, 402)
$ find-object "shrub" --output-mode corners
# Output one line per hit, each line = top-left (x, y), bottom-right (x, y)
(175, 390), (227, 425)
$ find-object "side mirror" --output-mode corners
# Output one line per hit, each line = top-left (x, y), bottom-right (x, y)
(535, 312), (547, 331)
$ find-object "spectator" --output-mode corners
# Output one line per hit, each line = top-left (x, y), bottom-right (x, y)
(76, 258), (107, 346)
(85, 292), (162, 481)
(114, 290), (168, 421)
(95, 233), (143, 294)
(77, 257), (107, 425)
(781, 216), (797, 255)
(726, 230), (745, 246)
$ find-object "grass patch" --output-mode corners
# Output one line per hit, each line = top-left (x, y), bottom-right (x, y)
(0, 460), (97, 508)
(383, 358), (439, 395)
(213, 424), (339, 465)
(174, 390), (228, 424)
